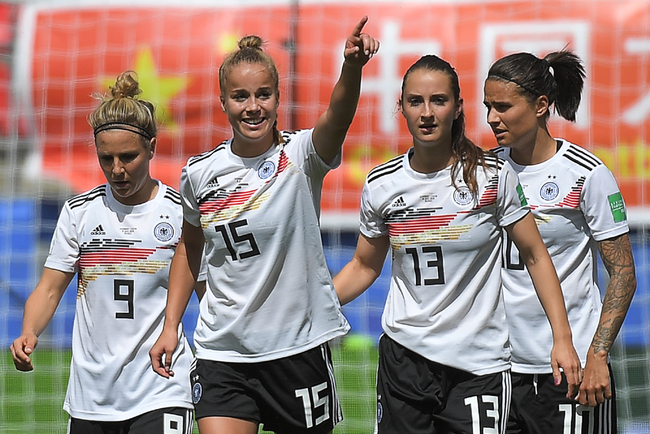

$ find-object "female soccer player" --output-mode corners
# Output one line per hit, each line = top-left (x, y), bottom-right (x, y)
(483, 51), (636, 434)
(149, 17), (379, 434)
(333, 54), (582, 434)
(10, 71), (196, 433)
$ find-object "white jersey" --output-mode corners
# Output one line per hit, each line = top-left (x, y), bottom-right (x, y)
(45, 182), (193, 421)
(360, 150), (529, 375)
(181, 129), (349, 363)
(494, 140), (629, 374)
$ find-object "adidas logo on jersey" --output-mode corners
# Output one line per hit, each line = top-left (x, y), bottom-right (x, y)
(391, 196), (406, 207)
(90, 225), (106, 236)
(207, 177), (219, 189)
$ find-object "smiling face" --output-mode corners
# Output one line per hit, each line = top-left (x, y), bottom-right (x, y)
(483, 78), (543, 152)
(95, 129), (156, 205)
(220, 62), (280, 157)
(400, 68), (461, 150)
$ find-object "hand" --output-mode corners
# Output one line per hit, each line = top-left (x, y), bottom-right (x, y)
(344, 16), (380, 67)
(550, 339), (583, 400)
(575, 350), (611, 406)
(10, 333), (38, 371)
(149, 326), (179, 379)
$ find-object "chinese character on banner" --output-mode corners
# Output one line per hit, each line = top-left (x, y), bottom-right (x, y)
(16, 0), (650, 217)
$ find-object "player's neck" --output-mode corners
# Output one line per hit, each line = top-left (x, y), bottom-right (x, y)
(510, 131), (557, 166)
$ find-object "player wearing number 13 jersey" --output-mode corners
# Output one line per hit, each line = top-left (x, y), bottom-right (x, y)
(361, 149), (524, 375)
(334, 55), (581, 434)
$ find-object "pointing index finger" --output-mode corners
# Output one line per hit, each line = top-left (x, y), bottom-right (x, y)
(351, 15), (368, 37)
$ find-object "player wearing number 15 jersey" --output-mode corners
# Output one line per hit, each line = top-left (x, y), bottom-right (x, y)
(10, 71), (195, 434)
(150, 21), (379, 434)
(485, 51), (636, 434)
(334, 55), (581, 434)
(183, 127), (350, 361)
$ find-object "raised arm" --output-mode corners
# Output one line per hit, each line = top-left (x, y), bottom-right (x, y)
(578, 233), (636, 406)
(506, 213), (582, 398)
(10, 268), (74, 371)
(334, 233), (389, 305)
(150, 219), (205, 378)
(312, 15), (379, 165)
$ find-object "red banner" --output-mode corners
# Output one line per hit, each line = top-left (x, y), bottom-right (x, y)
(18, 1), (650, 220)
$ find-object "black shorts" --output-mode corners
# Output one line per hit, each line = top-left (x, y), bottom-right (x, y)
(507, 366), (617, 434)
(67, 407), (193, 434)
(376, 334), (511, 434)
(190, 343), (342, 434)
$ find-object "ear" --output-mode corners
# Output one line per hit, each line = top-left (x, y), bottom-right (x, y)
(454, 98), (464, 120)
(220, 95), (226, 113)
(398, 98), (404, 116)
(148, 137), (156, 160)
(535, 95), (550, 118)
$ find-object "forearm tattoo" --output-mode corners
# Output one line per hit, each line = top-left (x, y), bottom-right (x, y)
(592, 234), (637, 354)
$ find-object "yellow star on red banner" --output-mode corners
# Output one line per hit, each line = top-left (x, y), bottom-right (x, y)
(100, 47), (189, 132)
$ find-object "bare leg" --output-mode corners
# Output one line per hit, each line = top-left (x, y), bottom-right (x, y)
(197, 416), (258, 434)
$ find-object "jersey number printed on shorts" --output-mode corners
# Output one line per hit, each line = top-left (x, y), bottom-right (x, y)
(114, 279), (134, 319)
(214, 219), (261, 260)
(163, 412), (186, 434)
(464, 395), (500, 434)
(559, 404), (594, 434)
(405, 245), (444, 285)
(295, 382), (330, 429)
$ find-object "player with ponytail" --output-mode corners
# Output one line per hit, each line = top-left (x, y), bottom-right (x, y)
(484, 51), (637, 434)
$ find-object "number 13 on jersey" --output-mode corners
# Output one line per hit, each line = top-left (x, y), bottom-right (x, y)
(406, 245), (445, 286)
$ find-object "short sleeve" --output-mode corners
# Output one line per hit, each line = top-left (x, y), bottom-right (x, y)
(180, 165), (201, 227)
(359, 181), (388, 238)
(43, 203), (80, 273)
(581, 164), (629, 241)
(497, 161), (530, 227)
(284, 129), (340, 181)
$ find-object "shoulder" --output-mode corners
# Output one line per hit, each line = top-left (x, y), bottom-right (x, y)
(279, 129), (315, 156)
(160, 184), (182, 206)
(66, 185), (108, 210)
(187, 139), (230, 168)
(366, 154), (405, 185)
(483, 152), (505, 170)
(490, 146), (509, 160)
(558, 141), (604, 173)
(280, 129), (312, 144)
(477, 152), (505, 181)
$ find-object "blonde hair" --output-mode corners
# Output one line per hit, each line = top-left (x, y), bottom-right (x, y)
(219, 36), (282, 144)
(88, 70), (157, 143)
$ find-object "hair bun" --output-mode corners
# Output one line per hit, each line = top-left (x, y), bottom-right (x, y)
(110, 70), (142, 99)
(238, 35), (264, 51)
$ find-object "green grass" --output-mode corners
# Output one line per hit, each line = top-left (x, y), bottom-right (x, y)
(1, 336), (378, 434)
(4, 342), (650, 433)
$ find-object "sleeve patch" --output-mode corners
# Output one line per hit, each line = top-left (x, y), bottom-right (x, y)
(608, 192), (627, 223)
(516, 184), (528, 207)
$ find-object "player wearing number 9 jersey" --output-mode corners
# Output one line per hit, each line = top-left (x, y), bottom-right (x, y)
(484, 51), (636, 434)
(334, 55), (582, 434)
(10, 71), (196, 434)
